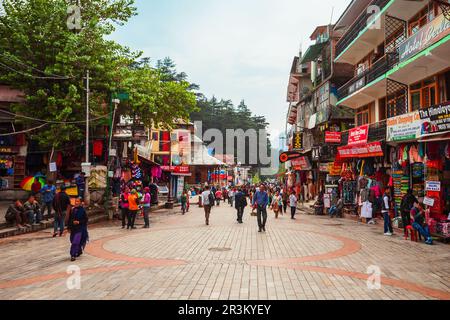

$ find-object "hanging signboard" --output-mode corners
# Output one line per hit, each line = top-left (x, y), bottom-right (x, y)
(425, 181), (441, 192)
(387, 111), (424, 142)
(293, 132), (303, 150)
(348, 125), (369, 146)
(291, 157), (312, 171)
(423, 197), (435, 207)
(325, 131), (342, 144)
(279, 151), (303, 163)
(419, 101), (450, 135)
(398, 14), (450, 63)
(337, 142), (383, 159)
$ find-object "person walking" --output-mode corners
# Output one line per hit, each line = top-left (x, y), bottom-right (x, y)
(119, 187), (130, 229)
(142, 187), (151, 228)
(271, 191), (282, 219)
(181, 190), (188, 215)
(215, 188), (222, 206)
(201, 186), (214, 225)
(382, 188), (393, 236)
(228, 188), (235, 207)
(282, 190), (288, 214)
(68, 198), (89, 261)
(127, 189), (140, 230)
(52, 186), (71, 237)
(40, 180), (56, 220)
(234, 188), (247, 224)
(75, 172), (86, 201)
(289, 191), (298, 220)
(252, 184), (269, 233)
(400, 189), (418, 238)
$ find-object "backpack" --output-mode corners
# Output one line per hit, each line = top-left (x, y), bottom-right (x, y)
(208, 191), (215, 206)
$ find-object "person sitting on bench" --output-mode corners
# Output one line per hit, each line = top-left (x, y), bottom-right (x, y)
(329, 196), (343, 218)
(5, 199), (28, 229)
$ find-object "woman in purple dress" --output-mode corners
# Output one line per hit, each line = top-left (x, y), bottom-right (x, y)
(68, 198), (89, 261)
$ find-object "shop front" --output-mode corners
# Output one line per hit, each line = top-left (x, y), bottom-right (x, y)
(0, 146), (22, 191)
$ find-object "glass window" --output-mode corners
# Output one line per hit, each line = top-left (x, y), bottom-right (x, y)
(411, 91), (421, 111)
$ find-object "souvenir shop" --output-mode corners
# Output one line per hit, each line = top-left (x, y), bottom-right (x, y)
(336, 141), (390, 218)
(0, 147), (18, 190)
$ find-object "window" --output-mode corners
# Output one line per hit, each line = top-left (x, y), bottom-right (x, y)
(356, 105), (370, 127)
(409, 76), (438, 111)
(408, 3), (439, 36)
(388, 92), (407, 118)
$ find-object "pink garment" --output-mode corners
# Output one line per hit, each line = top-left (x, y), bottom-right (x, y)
(370, 184), (382, 198)
(151, 166), (162, 179)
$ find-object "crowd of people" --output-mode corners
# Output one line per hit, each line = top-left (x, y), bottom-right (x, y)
(5, 175), (90, 261)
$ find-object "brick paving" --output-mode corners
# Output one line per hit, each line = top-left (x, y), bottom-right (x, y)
(0, 203), (449, 300)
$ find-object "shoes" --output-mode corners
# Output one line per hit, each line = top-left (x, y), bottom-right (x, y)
(59, 232), (63, 237)
(71, 257), (76, 262)
(263, 227), (266, 232)
(258, 229), (262, 233)
(425, 238), (433, 245)
(53, 233), (58, 238)
(384, 232), (393, 236)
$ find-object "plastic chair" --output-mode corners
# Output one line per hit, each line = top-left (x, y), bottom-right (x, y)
(405, 225), (418, 242)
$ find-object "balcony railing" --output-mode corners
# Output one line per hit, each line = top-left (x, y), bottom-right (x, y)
(337, 55), (391, 101)
(368, 119), (387, 142)
(335, 0), (390, 59)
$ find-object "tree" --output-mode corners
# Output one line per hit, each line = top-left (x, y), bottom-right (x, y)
(0, 0), (138, 151)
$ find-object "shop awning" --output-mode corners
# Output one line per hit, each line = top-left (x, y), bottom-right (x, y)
(300, 42), (328, 64)
(337, 142), (384, 159)
(418, 132), (450, 142)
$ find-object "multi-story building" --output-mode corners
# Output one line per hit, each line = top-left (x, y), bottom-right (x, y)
(333, 0), (450, 223)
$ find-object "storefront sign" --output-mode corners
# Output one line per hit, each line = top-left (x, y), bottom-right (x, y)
(348, 77), (366, 95)
(386, 111), (423, 142)
(49, 162), (57, 172)
(291, 157), (312, 171)
(325, 131), (342, 144)
(319, 163), (330, 172)
(337, 142), (383, 159)
(425, 181), (441, 192)
(348, 125), (369, 146)
(161, 165), (190, 174)
(423, 197), (435, 207)
(419, 101), (450, 134)
(293, 132), (303, 150)
(279, 151), (303, 163)
(398, 14), (450, 63)
(0, 146), (19, 154)
(329, 162), (342, 176)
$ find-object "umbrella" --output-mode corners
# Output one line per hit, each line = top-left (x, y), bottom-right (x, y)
(20, 176), (46, 191)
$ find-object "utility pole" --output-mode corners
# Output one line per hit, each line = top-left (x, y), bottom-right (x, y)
(83, 70), (91, 206)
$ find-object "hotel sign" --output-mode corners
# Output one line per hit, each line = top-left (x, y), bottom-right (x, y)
(387, 111), (424, 142)
(348, 125), (369, 146)
(398, 14), (450, 62)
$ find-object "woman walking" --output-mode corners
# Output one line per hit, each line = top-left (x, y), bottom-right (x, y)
(271, 191), (282, 219)
(119, 187), (130, 229)
(68, 198), (89, 262)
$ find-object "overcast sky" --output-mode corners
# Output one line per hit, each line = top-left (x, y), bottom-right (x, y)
(110, 0), (350, 148)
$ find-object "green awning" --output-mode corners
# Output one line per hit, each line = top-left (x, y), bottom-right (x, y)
(300, 42), (328, 64)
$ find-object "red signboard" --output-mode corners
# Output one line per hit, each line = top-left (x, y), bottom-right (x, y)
(325, 131), (342, 144)
(291, 157), (312, 171)
(348, 125), (369, 146)
(337, 142), (383, 159)
(161, 165), (190, 174)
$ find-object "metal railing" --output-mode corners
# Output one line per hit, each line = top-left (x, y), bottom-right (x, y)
(337, 55), (390, 100)
(368, 119), (387, 142)
(335, 0), (391, 59)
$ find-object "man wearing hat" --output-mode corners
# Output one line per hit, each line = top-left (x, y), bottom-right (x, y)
(52, 185), (71, 237)
(142, 187), (151, 228)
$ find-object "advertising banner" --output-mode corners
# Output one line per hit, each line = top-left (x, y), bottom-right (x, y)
(348, 125), (369, 146)
(337, 142), (383, 159)
(386, 111), (424, 142)
(419, 101), (450, 135)
(325, 131), (342, 144)
(291, 157), (312, 171)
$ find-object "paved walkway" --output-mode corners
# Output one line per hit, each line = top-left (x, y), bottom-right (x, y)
(0, 202), (449, 300)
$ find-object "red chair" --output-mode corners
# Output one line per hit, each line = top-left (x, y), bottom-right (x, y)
(405, 225), (418, 242)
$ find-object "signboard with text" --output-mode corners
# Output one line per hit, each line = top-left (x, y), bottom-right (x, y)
(398, 14), (450, 63)
(419, 101), (450, 135)
(348, 125), (369, 146)
(338, 142), (383, 159)
(293, 132), (303, 150)
(291, 157), (312, 171)
(387, 111), (424, 142)
(425, 181), (441, 192)
(325, 131), (342, 144)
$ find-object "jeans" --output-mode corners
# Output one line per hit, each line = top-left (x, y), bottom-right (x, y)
(204, 205), (211, 224)
(121, 208), (128, 227)
(383, 212), (393, 234)
(283, 201), (288, 214)
(27, 211), (35, 224)
(143, 207), (150, 227)
(236, 207), (244, 222)
(257, 205), (267, 229)
(412, 222), (431, 240)
(291, 207), (296, 219)
(329, 206), (337, 217)
(42, 201), (53, 219)
(78, 187), (85, 200)
(181, 203), (187, 214)
(127, 210), (137, 228)
(54, 214), (65, 233)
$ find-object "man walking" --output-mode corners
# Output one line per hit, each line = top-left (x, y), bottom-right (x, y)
(234, 188), (247, 224)
(201, 186), (214, 225)
(382, 188), (393, 236)
(282, 189), (288, 214)
(290, 191), (298, 220)
(52, 186), (71, 237)
(252, 184), (269, 232)
(40, 180), (56, 220)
